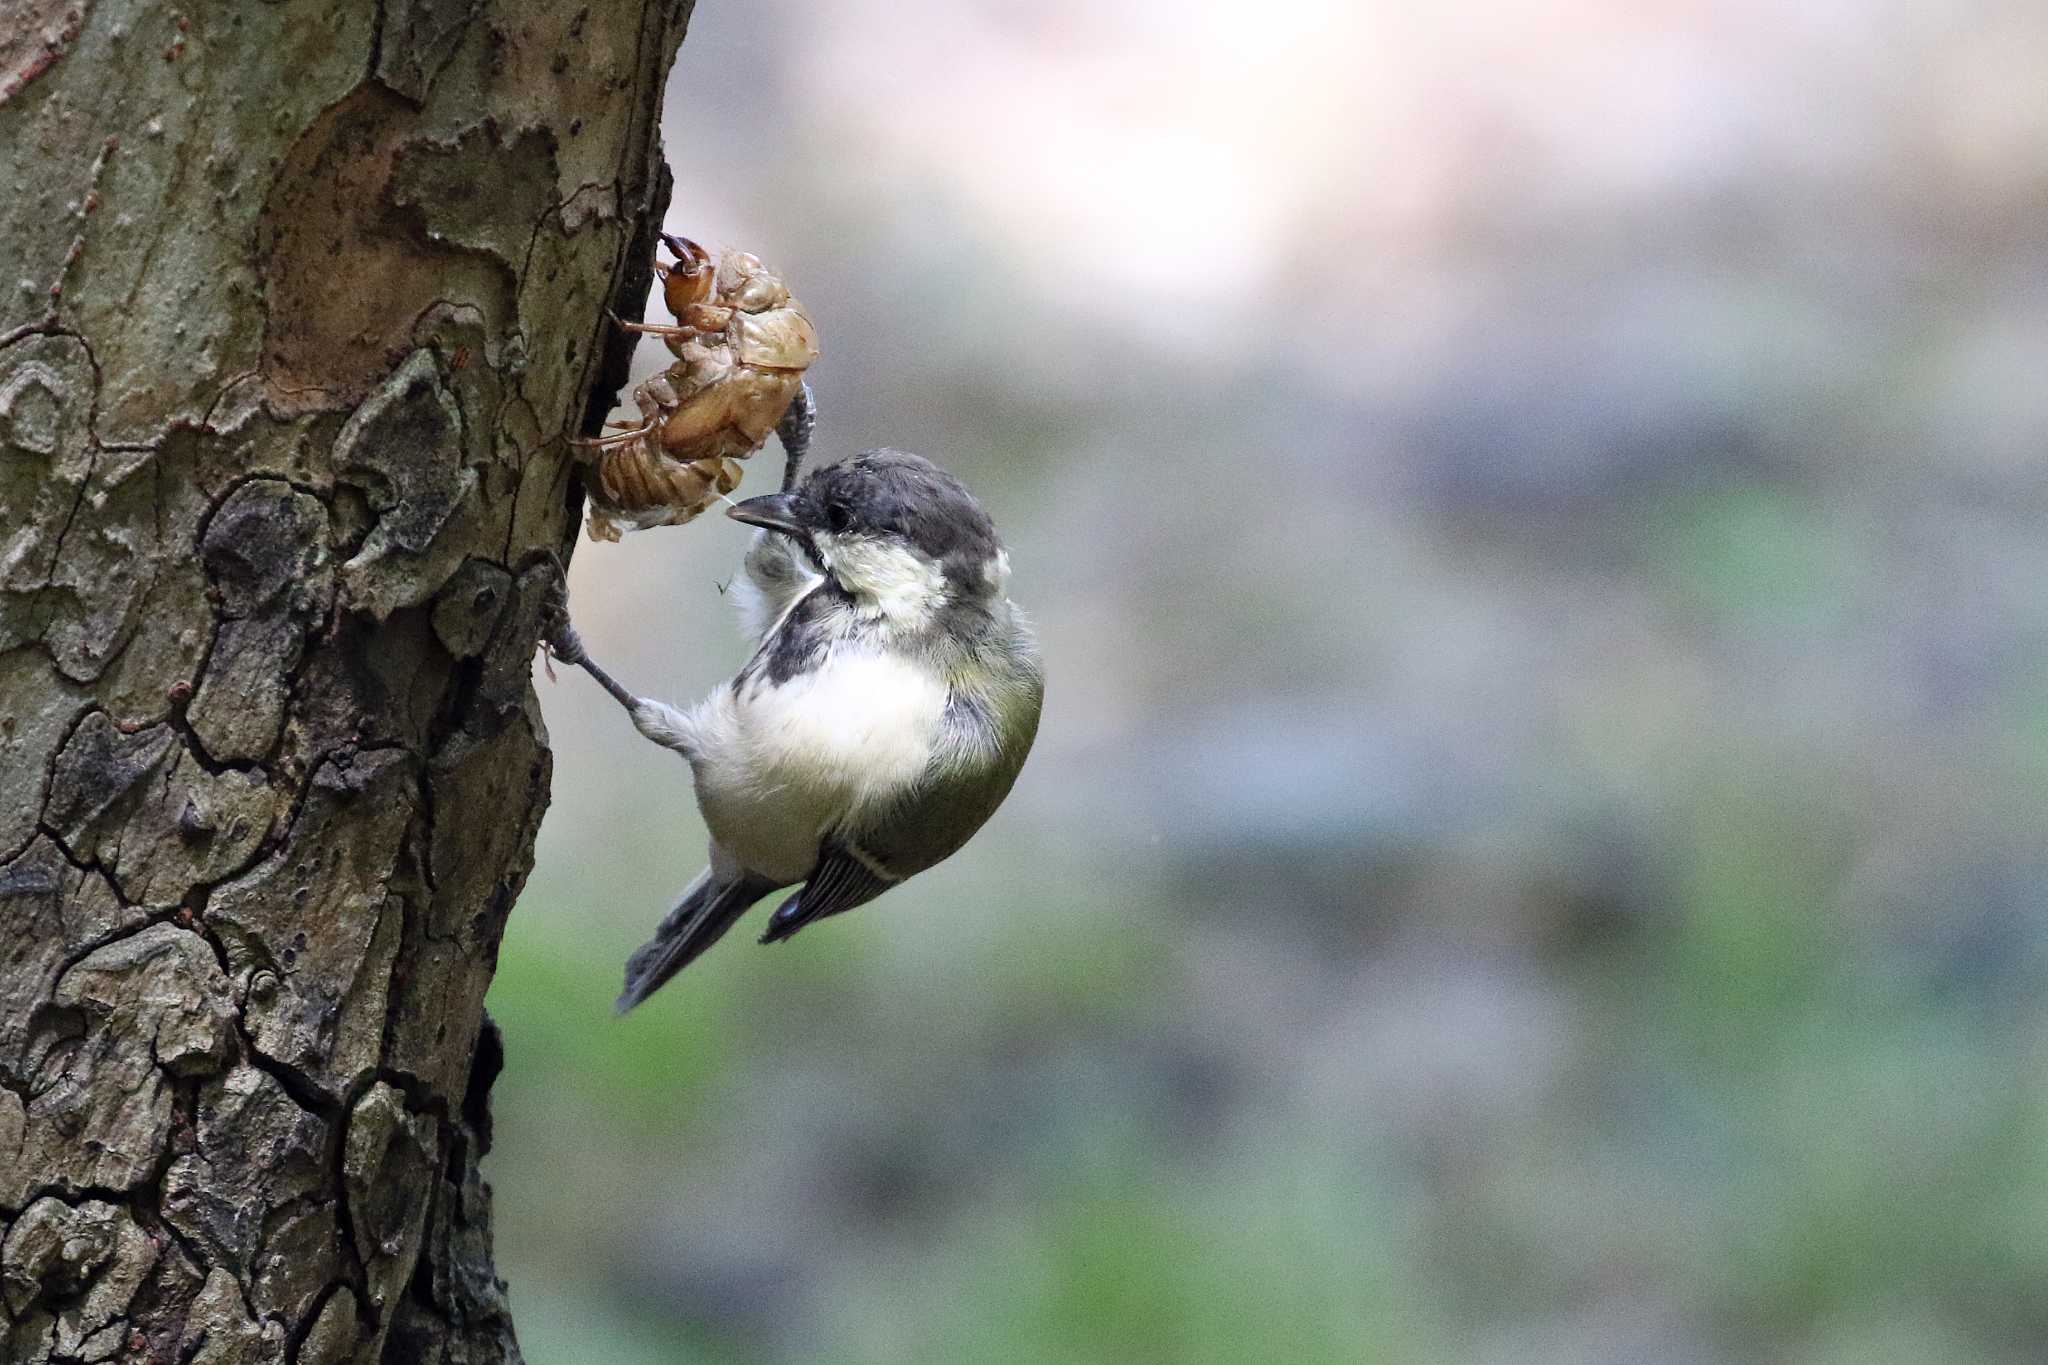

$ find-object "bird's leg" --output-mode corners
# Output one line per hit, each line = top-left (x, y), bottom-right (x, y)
(541, 600), (641, 714)
(776, 381), (816, 491)
(541, 575), (696, 755)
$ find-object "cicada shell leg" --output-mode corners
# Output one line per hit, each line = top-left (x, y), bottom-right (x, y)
(606, 313), (704, 341)
(571, 421), (659, 453)
(610, 315), (700, 341)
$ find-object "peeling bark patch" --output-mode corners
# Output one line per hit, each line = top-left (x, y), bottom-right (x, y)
(37, 445), (170, 685)
(46, 714), (277, 909)
(180, 1264), (283, 1363)
(428, 558), (550, 748)
(0, 356), (72, 458)
(0, 652), (89, 863)
(0, 1091), (25, 1190)
(44, 714), (179, 854)
(189, 480), (333, 764)
(0, 0), (86, 106)
(430, 559), (511, 659)
(207, 751), (412, 1098)
(249, 1198), (344, 1330)
(6, 925), (235, 1205)
(298, 1285), (361, 1365)
(187, 612), (305, 764)
(3, 1197), (114, 1315)
(0, 1195), (157, 1358)
(257, 86), (516, 414)
(382, 1012), (520, 1363)
(344, 1082), (438, 1321)
(0, 337), (183, 687)
(0, 334), (96, 656)
(199, 481), (332, 620)
(388, 687), (546, 1098)
(335, 354), (467, 559)
(510, 203), (624, 444)
(377, 0), (481, 104)
(66, 926), (237, 1078)
(0, 837), (138, 1083)
(333, 350), (480, 618)
(161, 1065), (329, 1272)
(389, 121), (560, 275)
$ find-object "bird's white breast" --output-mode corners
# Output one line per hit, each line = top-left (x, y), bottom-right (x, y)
(681, 643), (946, 882)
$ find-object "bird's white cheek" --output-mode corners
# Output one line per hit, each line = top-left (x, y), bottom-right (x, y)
(817, 536), (947, 627)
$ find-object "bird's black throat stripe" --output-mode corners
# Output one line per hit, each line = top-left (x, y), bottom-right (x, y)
(737, 582), (842, 688)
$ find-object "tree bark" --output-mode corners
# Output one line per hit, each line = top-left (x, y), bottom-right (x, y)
(0, 0), (693, 1358)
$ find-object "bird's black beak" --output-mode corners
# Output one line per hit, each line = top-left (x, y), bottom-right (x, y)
(726, 491), (811, 539)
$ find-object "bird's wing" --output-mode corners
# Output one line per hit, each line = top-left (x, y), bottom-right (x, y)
(758, 838), (898, 943)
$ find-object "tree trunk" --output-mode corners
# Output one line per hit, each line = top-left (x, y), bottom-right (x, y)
(0, 0), (692, 1358)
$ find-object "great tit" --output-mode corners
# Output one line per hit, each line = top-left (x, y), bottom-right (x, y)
(546, 448), (1043, 1012)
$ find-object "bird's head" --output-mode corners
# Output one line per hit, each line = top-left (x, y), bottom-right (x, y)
(728, 449), (1010, 625)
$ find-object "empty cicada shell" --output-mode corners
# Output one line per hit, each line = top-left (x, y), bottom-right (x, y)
(575, 235), (821, 541)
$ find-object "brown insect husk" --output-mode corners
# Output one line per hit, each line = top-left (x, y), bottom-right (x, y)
(575, 235), (819, 541)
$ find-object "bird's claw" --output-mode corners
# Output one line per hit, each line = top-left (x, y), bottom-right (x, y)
(538, 560), (585, 678)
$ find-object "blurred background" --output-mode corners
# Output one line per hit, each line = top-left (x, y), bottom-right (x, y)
(499, 1), (2048, 1361)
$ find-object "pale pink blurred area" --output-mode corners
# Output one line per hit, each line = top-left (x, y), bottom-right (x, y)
(508, 4), (2048, 1363)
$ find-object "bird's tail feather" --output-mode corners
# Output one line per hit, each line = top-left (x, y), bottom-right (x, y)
(616, 870), (774, 1013)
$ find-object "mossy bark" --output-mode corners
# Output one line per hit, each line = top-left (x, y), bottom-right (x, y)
(0, 0), (693, 1357)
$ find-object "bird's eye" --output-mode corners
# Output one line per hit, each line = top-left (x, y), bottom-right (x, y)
(823, 498), (854, 534)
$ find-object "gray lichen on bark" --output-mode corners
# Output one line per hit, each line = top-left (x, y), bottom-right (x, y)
(0, 0), (696, 1358)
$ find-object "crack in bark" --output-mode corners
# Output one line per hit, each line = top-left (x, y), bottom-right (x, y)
(198, 369), (266, 431)
(0, 690), (95, 867)
(27, 443), (99, 651)
(367, 0), (390, 86)
(193, 471), (339, 545)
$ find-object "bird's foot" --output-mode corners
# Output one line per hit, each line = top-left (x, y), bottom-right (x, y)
(536, 566), (648, 716)
(538, 569), (587, 675)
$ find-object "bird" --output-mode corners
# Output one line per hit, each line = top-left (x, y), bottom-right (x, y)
(544, 447), (1043, 1012)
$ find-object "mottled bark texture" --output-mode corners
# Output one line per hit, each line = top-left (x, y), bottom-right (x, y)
(0, 0), (694, 1359)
